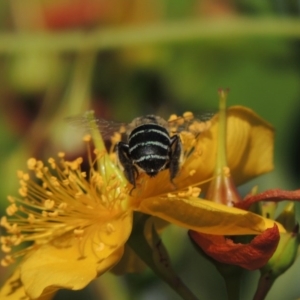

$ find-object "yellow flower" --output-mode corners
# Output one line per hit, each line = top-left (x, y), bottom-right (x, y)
(1, 133), (132, 299)
(0, 106), (281, 299)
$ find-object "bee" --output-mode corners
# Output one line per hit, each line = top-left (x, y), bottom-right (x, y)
(68, 112), (212, 188)
(117, 115), (182, 188)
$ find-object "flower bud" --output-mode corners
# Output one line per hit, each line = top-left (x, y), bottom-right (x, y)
(261, 226), (299, 278)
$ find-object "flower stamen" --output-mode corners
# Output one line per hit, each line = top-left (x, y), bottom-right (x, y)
(0, 137), (128, 266)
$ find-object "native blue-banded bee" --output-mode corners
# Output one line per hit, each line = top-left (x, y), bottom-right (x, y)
(68, 112), (212, 188)
(116, 114), (182, 188)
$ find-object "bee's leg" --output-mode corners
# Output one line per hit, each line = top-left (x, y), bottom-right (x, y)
(169, 135), (182, 185)
(117, 142), (137, 188)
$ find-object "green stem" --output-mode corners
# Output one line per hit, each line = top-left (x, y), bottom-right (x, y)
(2, 18), (300, 53)
(128, 214), (199, 300)
(215, 263), (242, 300)
(63, 51), (96, 115)
(252, 272), (275, 300)
(224, 275), (241, 300)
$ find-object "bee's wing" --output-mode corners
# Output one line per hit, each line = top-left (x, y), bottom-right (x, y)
(66, 112), (127, 141)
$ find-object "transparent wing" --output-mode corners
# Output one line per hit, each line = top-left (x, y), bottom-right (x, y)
(66, 111), (127, 141)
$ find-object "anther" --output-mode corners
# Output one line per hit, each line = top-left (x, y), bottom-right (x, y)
(44, 199), (55, 209)
(6, 204), (18, 216)
(17, 170), (24, 179)
(106, 223), (115, 234)
(27, 214), (36, 224)
(58, 152), (65, 158)
(191, 187), (201, 198)
(167, 193), (176, 198)
(36, 171), (43, 179)
(183, 111), (194, 121)
(74, 229), (84, 238)
(223, 166), (231, 177)
(1, 244), (11, 253)
(1, 255), (14, 267)
(83, 135), (91, 142)
(96, 242), (105, 252)
(9, 224), (20, 234)
(18, 187), (27, 197)
(48, 211), (59, 217)
(7, 196), (15, 203)
(22, 173), (30, 181)
(27, 158), (37, 170)
(58, 202), (67, 210)
(0, 216), (9, 228)
(111, 132), (121, 144)
(168, 114), (178, 122)
(189, 169), (196, 176)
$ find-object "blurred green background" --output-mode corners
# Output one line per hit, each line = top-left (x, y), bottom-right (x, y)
(0, 1), (300, 299)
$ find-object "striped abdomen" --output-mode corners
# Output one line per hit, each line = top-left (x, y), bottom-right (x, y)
(128, 123), (171, 177)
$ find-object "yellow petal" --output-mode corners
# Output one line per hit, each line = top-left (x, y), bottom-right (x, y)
(138, 196), (284, 235)
(182, 106), (274, 187)
(226, 106), (274, 185)
(0, 268), (56, 300)
(20, 211), (132, 299)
